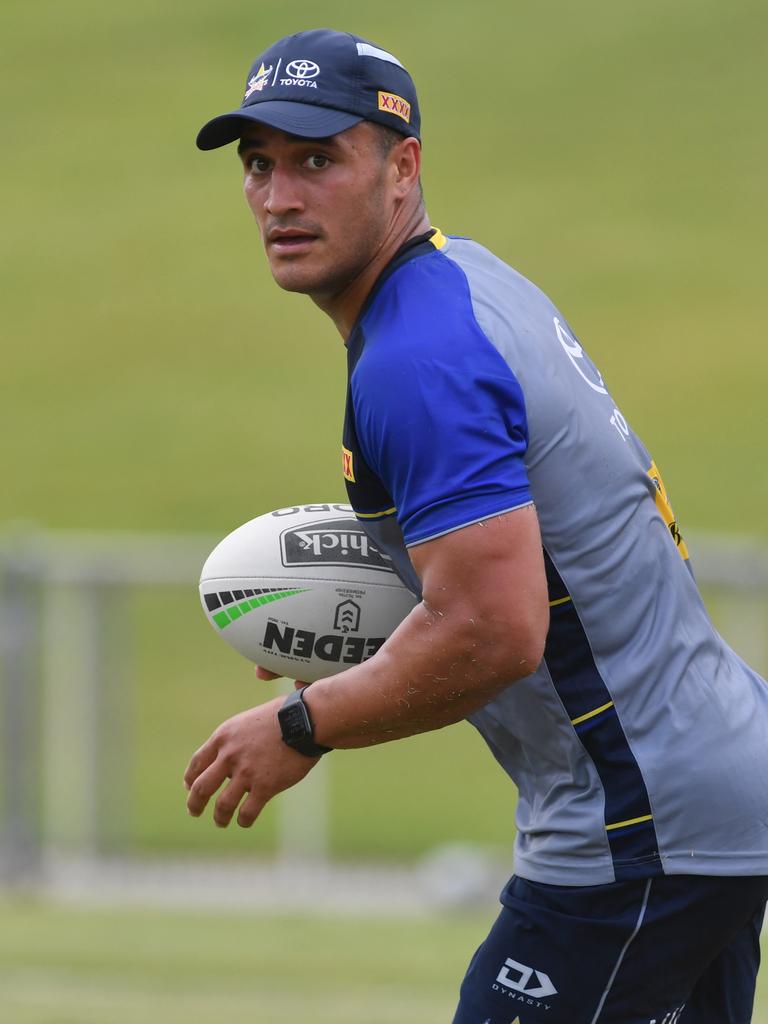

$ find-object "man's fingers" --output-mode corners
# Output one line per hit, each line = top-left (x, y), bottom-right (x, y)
(237, 790), (267, 829)
(184, 696), (306, 828)
(183, 737), (219, 791)
(186, 759), (230, 817)
(255, 666), (281, 681)
(213, 778), (249, 828)
(254, 666), (311, 689)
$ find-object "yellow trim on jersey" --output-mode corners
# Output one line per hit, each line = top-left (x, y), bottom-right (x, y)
(355, 507), (397, 519)
(647, 459), (689, 561)
(605, 813), (653, 832)
(570, 700), (614, 727)
(573, 696), (618, 729)
(429, 227), (447, 250)
(549, 595), (572, 608)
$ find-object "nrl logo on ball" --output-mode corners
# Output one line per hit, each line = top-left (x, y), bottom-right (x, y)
(334, 599), (362, 634)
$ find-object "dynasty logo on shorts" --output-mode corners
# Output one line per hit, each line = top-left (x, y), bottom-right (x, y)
(492, 958), (557, 1009)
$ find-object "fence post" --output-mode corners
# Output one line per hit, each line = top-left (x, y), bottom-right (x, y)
(277, 755), (330, 862)
(0, 548), (43, 886)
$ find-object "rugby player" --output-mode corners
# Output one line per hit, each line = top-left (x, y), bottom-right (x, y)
(185, 29), (768, 1022)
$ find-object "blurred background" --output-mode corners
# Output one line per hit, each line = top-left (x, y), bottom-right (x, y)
(2, 0), (767, 1020)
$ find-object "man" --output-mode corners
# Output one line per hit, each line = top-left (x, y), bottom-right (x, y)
(186, 29), (768, 1022)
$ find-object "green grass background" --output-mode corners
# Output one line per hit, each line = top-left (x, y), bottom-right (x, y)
(2, 901), (768, 1023)
(2, 0), (768, 1018)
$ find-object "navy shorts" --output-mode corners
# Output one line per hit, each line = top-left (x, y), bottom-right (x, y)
(453, 874), (768, 1024)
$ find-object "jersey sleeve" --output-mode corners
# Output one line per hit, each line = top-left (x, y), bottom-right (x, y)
(352, 272), (532, 546)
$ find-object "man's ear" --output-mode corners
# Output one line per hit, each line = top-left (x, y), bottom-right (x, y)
(392, 137), (422, 198)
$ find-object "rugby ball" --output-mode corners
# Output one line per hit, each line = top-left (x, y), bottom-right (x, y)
(199, 504), (418, 681)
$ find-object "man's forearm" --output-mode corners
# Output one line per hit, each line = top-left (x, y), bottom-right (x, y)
(303, 593), (544, 749)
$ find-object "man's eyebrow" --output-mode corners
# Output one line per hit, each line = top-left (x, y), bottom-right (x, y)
(237, 134), (340, 155)
(237, 138), (263, 156)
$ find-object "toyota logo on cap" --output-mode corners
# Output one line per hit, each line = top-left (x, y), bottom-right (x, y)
(286, 59), (320, 79)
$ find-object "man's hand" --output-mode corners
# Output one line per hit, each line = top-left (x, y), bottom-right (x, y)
(183, 696), (319, 827)
(255, 666), (308, 689)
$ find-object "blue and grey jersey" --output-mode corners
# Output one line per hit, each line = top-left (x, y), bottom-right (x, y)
(341, 229), (768, 885)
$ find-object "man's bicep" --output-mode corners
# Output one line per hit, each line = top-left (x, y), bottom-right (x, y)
(408, 505), (549, 665)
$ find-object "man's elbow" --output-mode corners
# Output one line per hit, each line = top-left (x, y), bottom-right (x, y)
(514, 622), (548, 679)
(493, 611), (548, 682)
(452, 603), (549, 684)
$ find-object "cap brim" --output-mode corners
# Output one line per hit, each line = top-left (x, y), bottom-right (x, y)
(196, 101), (364, 150)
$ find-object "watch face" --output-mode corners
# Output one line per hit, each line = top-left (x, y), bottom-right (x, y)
(279, 701), (309, 740)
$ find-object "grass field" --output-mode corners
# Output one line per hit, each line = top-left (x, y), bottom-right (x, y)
(0, 903), (485, 1024)
(1, 901), (768, 1024)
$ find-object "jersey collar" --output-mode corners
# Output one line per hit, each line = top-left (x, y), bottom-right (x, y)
(348, 226), (445, 341)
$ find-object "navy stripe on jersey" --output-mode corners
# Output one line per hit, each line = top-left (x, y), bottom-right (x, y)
(342, 234), (437, 520)
(343, 333), (398, 519)
(543, 551), (662, 879)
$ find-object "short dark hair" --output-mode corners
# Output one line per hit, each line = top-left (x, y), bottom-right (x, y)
(371, 123), (405, 159)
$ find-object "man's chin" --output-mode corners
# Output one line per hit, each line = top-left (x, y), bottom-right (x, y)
(271, 273), (316, 295)
(269, 261), (344, 298)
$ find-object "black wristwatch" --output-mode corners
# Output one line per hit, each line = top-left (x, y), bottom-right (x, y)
(278, 687), (332, 758)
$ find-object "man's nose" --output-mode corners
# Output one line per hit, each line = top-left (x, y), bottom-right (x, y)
(265, 166), (304, 216)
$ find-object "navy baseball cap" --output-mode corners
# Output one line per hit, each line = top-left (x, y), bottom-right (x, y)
(196, 29), (420, 150)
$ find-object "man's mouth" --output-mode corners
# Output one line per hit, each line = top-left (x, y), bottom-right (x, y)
(268, 229), (319, 254)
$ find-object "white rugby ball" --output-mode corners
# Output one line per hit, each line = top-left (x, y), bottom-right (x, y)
(199, 504), (417, 681)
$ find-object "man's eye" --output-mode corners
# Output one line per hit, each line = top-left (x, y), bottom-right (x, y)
(248, 156), (270, 173)
(305, 154), (330, 170)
